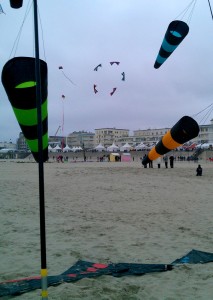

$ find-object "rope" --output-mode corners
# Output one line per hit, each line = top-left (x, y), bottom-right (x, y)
(191, 103), (213, 125)
(9, 0), (32, 59)
(207, 0), (213, 20)
(174, 0), (197, 24)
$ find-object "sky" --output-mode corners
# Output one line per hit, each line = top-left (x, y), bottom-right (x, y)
(0, 0), (213, 143)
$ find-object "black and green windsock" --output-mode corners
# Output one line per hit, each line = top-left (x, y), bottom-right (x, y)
(154, 20), (189, 69)
(1, 57), (48, 162)
(142, 116), (199, 166)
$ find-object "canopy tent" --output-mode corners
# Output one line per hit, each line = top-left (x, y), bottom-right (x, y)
(63, 145), (72, 152)
(135, 142), (148, 150)
(94, 143), (106, 152)
(107, 143), (119, 152)
(120, 143), (132, 152)
(52, 145), (62, 152)
(48, 145), (53, 152)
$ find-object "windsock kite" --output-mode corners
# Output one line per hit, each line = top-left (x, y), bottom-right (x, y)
(154, 20), (189, 69)
(9, 0), (23, 9)
(142, 116), (199, 167)
(1, 57), (48, 162)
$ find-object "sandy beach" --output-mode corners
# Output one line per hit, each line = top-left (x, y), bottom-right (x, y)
(0, 158), (213, 299)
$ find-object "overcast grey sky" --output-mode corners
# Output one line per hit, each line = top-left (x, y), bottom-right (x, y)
(1, 0), (213, 142)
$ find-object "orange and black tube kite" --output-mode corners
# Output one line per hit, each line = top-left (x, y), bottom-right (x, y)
(142, 116), (199, 166)
(1, 57), (48, 162)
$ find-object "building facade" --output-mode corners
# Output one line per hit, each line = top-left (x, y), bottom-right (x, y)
(133, 127), (170, 145)
(94, 128), (129, 147)
(67, 131), (95, 149)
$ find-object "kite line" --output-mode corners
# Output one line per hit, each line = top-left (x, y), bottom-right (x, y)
(207, 0), (213, 20)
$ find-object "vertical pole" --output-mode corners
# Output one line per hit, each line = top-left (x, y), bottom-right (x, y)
(33, 0), (48, 299)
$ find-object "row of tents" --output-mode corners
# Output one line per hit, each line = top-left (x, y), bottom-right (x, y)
(48, 142), (152, 153)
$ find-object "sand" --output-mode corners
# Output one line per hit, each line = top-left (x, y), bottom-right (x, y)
(0, 158), (213, 299)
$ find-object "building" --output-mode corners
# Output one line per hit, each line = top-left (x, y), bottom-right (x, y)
(16, 132), (29, 151)
(94, 128), (129, 147)
(195, 119), (213, 144)
(67, 131), (95, 149)
(133, 127), (170, 145)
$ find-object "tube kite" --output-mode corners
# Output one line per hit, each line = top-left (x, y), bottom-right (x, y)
(1, 57), (48, 162)
(142, 116), (199, 166)
(9, 0), (23, 9)
(154, 20), (189, 69)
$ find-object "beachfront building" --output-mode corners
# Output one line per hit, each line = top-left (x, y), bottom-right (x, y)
(195, 119), (213, 144)
(0, 141), (16, 150)
(16, 132), (29, 151)
(67, 131), (95, 150)
(94, 128), (129, 148)
(133, 127), (170, 146)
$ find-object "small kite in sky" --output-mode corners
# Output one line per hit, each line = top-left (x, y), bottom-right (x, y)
(110, 61), (120, 65)
(121, 72), (125, 81)
(94, 64), (102, 71)
(58, 66), (76, 85)
(110, 88), (117, 96)
(93, 84), (98, 94)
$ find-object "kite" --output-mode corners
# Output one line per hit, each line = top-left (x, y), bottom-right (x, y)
(58, 66), (76, 85)
(0, 249), (213, 297)
(1, 57), (48, 163)
(93, 84), (98, 94)
(110, 61), (120, 65)
(93, 61), (125, 95)
(110, 87), (117, 96)
(94, 64), (102, 71)
(121, 72), (125, 81)
(154, 20), (189, 69)
(142, 116), (199, 167)
(9, 0), (23, 9)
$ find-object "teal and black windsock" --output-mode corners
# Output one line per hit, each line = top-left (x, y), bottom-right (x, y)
(142, 116), (199, 166)
(154, 20), (189, 69)
(10, 0), (23, 9)
(1, 57), (48, 162)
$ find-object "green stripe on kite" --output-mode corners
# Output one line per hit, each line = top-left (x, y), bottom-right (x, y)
(15, 81), (36, 88)
(13, 100), (48, 126)
(26, 132), (48, 152)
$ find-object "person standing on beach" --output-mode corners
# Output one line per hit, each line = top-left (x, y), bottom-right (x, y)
(156, 157), (161, 168)
(196, 164), (202, 176)
(163, 155), (168, 168)
(169, 155), (174, 168)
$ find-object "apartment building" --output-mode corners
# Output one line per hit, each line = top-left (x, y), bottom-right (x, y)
(94, 128), (129, 148)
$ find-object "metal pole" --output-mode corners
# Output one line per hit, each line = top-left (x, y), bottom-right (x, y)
(33, 0), (48, 299)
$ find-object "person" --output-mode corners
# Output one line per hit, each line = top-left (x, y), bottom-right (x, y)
(163, 155), (168, 168)
(156, 156), (161, 168)
(196, 164), (202, 176)
(169, 155), (174, 168)
(142, 154), (147, 168)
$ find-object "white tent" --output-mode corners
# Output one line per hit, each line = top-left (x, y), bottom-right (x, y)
(200, 143), (213, 149)
(94, 143), (105, 151)
(48, 145), (53, 152)
(120, 143), (132, 151)
(63, 145), (72, 152)
(135, 142), (148, 150)
(107, 143), (119, 152)
(52, 145), (62, 152)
